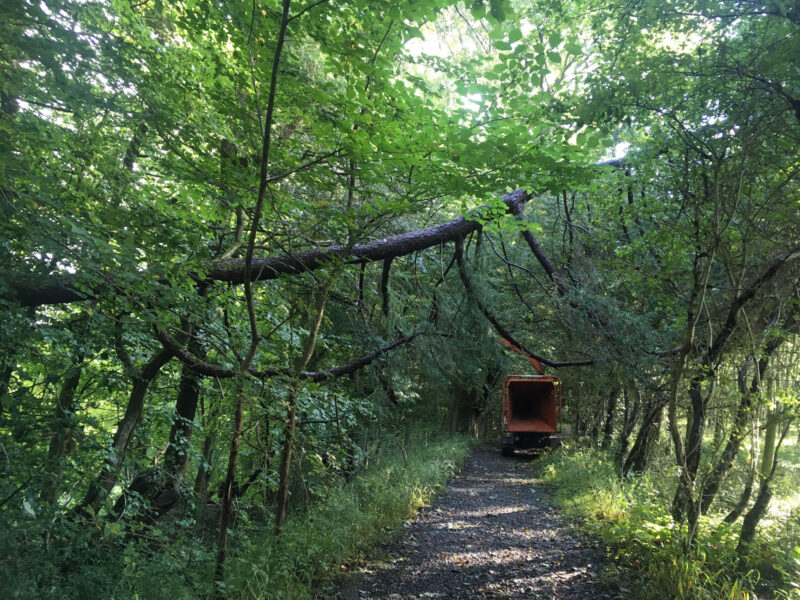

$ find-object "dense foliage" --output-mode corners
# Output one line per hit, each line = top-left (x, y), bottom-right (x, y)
(1, 0), (798, 597)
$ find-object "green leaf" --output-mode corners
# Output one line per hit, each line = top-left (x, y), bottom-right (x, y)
(508, 29), (522, 43)
(470, 0), (485, 19)
(493, 40), (511, 51)
(489, 0), (506, 22)
(548, 51), (561, 63)
(548, 32), (563, 47)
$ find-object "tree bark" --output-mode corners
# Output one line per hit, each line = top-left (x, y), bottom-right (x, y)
(193, 430), (216, 502)
(736, 421), (791, 554)
(274, 283), (330, 535)
(214, 381), (246, 583)
(724, 458), (757, 524)
(622, 400), (663, 477)
(736, 477), (773, 553)
(10, 190), (532, 307)
(615, 386), (641, 471)
(669, 247), (800, 536)
(601, 388), (619, 450)
(113, 341), (207, 518)
(700, 347), (776, 514)
(163, 338), (206, 476)
(43, 358), (84, 506)
(78, 348), (173, 514)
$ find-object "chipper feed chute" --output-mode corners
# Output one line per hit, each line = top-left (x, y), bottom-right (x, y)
(501, 375), (561, 456)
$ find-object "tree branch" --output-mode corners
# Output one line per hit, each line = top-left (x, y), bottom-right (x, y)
(10, 190), (532, 306)
(156, 328), (427, 381)
(454, 237), (593, 369)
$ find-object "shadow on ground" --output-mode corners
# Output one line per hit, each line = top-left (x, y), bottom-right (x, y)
(330, 446), (620, 600)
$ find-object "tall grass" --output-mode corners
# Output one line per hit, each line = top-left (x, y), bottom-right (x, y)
(536, 445), (798, 600)
(224, 431), (473, 599)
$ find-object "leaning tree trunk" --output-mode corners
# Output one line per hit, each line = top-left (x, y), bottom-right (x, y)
(700, 354), (771, 514)
(724, 459), (757, 524)
(274, 281), (330, 535)
(725, 413), (761, 524)
(615, 386), (641, 470)
(78, 347), (173, 514)
(700, 306), (794, 514)
(114, 336), (207, 518)
(622, 400), (663, 477)
(11, 191), (534, 308)
(736, 418), (791, 554)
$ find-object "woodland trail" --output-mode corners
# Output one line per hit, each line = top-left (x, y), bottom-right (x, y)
(332, 446), (621, 600)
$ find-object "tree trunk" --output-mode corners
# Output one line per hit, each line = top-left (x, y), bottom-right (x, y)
(724, 458), (757, 524)
(43, 359), (84, 506)
(736, 418), (790, 554)
(700, 355), (769, 514)
(601, 388), (619, 450)
(78, 348), (172, 514)
(193, 430), (216, 502)
(273, 386), (298, 534)
(671, 376), (708, 529)
(736, 477), (773, 553)
(622, 401), (663, 477)
(164, 340), (205, 476)
(214, 382), (246, 583)
(447, 385), (475, 434)
(615, 387), (641, 470)
(274, 282), (330, 535)
(113, 337), (208, 518)
(12, 190), (533, 307)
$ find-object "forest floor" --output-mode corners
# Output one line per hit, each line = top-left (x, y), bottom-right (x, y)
(329, 446), (622, 600)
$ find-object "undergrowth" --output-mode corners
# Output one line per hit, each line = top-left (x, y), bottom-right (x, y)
(224, 431), (472, 599)
(536, 445), (799, 600)
(0, 431), (472, 600)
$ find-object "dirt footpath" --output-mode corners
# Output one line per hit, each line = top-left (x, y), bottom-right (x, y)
(332, 446), (619, 600)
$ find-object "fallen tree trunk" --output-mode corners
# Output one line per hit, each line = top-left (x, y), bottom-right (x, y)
(9, 190), (531, 307)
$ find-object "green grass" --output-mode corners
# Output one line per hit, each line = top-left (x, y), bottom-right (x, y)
(0, 429), (472, 600)
(223, 431), (473, 599)
(536, 444), (799, 600)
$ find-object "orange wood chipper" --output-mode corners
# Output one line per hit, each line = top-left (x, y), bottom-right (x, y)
(501, 374), (562, 455)
(497, 339), (562, 456)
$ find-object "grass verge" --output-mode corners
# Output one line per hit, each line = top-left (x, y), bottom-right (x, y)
(224, 431), (473, 599)
(536, 445), (798, 600)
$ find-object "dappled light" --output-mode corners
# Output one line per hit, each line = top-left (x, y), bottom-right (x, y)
(1, 0), (799, 598)
(335, 448), (611, 599)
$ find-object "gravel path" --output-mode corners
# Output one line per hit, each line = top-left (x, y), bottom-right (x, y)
(332, 446), (619, 600)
